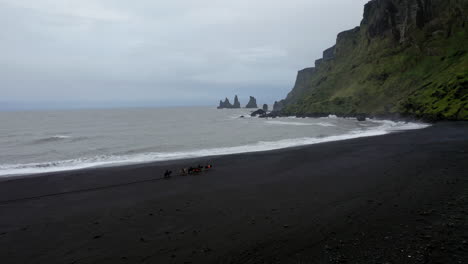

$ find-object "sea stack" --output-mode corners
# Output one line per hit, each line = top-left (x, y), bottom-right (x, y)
(217, 98), (233, 109)
(245, 96), (258, 108)
(233, 95), (241, 109)
(262, 104), (268, 112)
(218, 96), (241, 109)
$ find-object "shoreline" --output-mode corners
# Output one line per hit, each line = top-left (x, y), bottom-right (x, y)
(0, 121), (467, 263)
(0, 117), (429, 179)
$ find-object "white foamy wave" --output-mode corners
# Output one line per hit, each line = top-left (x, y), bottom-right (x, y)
(317, 122), (336, 127)
(0, 120), (429, 177)
(368, 119), (430, 131)
(266, 120), (336, 127)
(52, 135), (71, 139)
(265, 121), (312, 126)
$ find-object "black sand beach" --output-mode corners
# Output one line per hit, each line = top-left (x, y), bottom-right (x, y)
(0, 122), (467, 264)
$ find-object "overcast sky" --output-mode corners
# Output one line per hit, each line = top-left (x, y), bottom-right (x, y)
(1, 0), (369, 109)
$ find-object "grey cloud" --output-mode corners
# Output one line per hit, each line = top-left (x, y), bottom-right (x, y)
(0, 0), (369, 109)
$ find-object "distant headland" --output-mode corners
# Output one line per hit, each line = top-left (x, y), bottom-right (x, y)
(274, 0), (467, 121)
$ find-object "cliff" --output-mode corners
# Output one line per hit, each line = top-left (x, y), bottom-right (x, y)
(280, 0), (468, 121)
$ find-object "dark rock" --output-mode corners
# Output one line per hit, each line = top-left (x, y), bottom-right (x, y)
(251, 109), (266, 117)
(323, 45), (336, 61)
(233, 95), (241, 109)
(245, 96), (258, 108)
(266, 111), (281, 118)
(362, 0), (435, 43)
(217, 98), (233, 109)
(262, 104), (268, 112)
(273, 100), (285, 111)
(356, 114), (367, 121)
(315, 58), (323, 67)
(217, 95), (241, 109)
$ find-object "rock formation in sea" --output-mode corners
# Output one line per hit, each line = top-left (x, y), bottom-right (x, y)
(250, 109), (266, 117)
(233, 95), (241, 109)
(277, 0), (467, 121)
(217, 98), (233, 109)
(217, 96), (241, 109)
(245, 96), (258, 108)
(262, 104), (268, 112)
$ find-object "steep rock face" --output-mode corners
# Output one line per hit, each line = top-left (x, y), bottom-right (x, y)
(323, 45), (336, 61)
(233, 95), (241, 108)
(281, 0), (468, 120)
(362, 0), (437, 43)
(217, 98), (233, 109)
(245, 96), (258, 108)
(284, 67), (317, 105)
(273, 100), (285, 111)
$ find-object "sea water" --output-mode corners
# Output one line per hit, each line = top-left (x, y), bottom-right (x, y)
(0, 107), (429, 176)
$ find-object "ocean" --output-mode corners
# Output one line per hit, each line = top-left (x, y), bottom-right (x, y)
(0, 107), (429, 177)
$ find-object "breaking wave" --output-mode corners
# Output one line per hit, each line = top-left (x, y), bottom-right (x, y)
(0, 120), (429, 177)
(265, 120), (336, 127)
(265, 121), (313, 126)
(31, 135), (72, 144)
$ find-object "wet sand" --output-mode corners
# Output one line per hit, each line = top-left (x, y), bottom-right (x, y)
(0, 122), (467, 264)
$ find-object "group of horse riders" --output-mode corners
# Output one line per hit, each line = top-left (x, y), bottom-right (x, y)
(164, 164), (213, 179)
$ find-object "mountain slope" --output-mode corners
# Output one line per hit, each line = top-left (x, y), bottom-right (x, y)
(279, 0), (468, 121)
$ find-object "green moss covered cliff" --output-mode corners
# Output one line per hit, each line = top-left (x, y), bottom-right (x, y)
(279, 0), (468, 121)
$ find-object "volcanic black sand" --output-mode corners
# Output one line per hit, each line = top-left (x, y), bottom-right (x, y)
(0, 122), (467, 264)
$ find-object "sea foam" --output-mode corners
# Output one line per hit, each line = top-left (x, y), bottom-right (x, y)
(0, 120), (429, 177)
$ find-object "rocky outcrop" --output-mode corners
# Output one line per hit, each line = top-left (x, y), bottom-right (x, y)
(284, 67), (317, 104)
(262, 104), (268, 112)
(217, 95), (241, 109)
(279, 0), (468, 121)
(251, 108), (284, 118)
(273, 100), (284, 111)
(250, 109), (266, 117)
(323, 45), (336, 61)
(315, 59), (323, 67)
(245, 96), (258, 108)
(233, 95), (241, 108)
(315, 44), (337, 68)
(217, 98), (233, 109)
(361, 0), (438, 43)
(356, 114), (367, 121)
